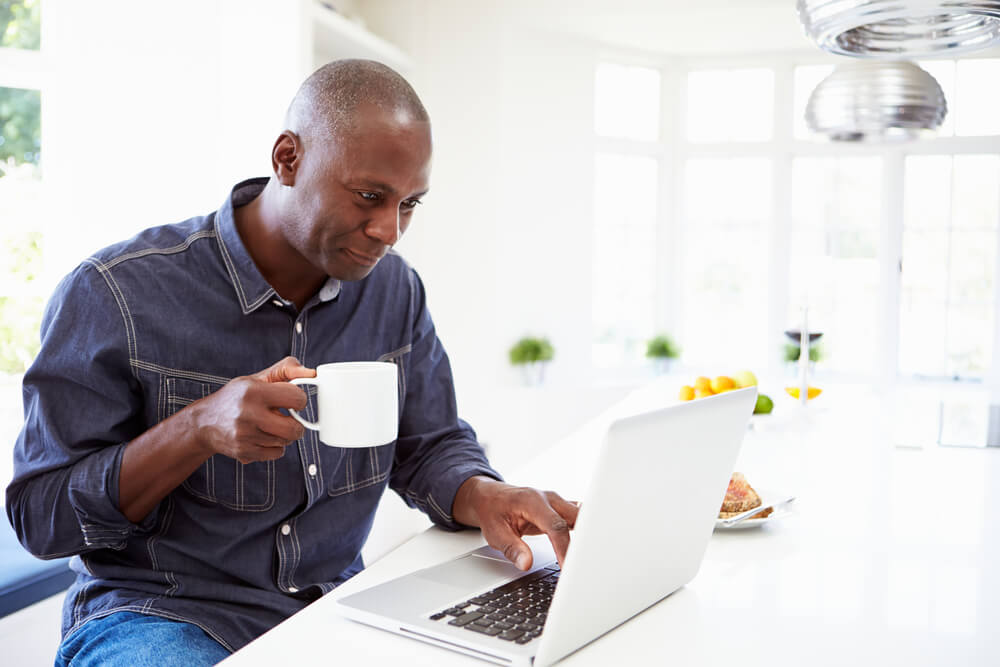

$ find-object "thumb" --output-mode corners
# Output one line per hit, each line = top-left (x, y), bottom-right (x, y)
(496, 533), (533, 571)
(255, 356), (316, 383)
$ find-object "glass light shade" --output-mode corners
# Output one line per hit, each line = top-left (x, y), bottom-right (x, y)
(805, 60), (948, 141)
(798, 0), (1000, 57)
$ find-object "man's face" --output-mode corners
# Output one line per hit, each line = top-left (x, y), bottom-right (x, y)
(287, 107), (432, 282)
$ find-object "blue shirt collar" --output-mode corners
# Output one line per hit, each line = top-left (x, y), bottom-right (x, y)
(214, 178), (341, 314)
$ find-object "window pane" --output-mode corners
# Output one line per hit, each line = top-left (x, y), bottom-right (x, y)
(592, 153), (659, 367)
(0, 0), (40, 50)
(900, 155), (1000, 379)
(680, 158), (771, 367)
(595, 63), (661, 141)
(789, 157), (882, 374)
(0, 86), (41, 175)
(687, 69), (774, 143)
(793, 64), (834, 140)
(955, 59), (1000, 136)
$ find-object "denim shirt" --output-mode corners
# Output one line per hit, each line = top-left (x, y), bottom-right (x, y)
(5, 178), (501, 652)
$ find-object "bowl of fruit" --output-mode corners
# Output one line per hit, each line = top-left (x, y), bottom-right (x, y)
(678, 370), (773, 415)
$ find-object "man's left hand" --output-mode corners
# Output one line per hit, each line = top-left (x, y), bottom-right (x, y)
(452, 476), (579, 571)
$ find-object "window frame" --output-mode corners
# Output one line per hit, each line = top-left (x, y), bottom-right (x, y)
(592, 48), (1000, 390)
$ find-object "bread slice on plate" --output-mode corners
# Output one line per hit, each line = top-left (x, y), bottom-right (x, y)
(718, 472), (772, 519)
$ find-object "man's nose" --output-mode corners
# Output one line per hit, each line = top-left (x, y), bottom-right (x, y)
(366, 207), (401, 246)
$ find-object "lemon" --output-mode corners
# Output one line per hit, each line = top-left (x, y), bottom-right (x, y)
(733, 370), (758, 388)
(710, 376), (735, 393)
(753, 393), (774, 414)
(785, 386), (822, 400)
(678, 385), (695, 401)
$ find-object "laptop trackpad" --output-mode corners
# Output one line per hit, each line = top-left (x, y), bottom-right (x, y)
(416, 553), (525, 590)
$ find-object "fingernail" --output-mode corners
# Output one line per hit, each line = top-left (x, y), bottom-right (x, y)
(516, 552), (530, 570)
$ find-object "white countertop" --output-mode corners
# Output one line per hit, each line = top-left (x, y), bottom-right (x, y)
(222, 380), (1000, 666)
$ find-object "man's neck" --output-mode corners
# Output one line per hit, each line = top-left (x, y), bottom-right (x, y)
(233, 179), (326, 310)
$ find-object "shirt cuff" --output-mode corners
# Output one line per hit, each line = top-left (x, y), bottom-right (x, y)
(426, 464), (504, 531)
(67, 443), (159, 548)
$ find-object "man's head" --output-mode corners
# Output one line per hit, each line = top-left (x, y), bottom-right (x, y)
(271, 59), (432, 282)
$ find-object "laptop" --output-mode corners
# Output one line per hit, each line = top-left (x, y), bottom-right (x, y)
(336, 387), (756, 666)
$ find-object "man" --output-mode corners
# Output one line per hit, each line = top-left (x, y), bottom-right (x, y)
(6, 60), (577, 665)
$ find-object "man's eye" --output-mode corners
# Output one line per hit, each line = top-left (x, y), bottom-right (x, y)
(401, 199), (422, 211)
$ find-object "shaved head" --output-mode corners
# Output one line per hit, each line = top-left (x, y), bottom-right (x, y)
(285, 59), (430, 143)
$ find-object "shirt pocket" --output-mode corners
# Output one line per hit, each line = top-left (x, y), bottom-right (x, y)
(162, 375), (277, 512)
(324, 346), (409, 497)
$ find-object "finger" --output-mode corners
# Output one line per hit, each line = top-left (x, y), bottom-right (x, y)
(256, 382), (310, 411)
(544, 492), (581, 529)
(257, 411), (305, 442)
(488, 528), (534, 572)
(255, 356), (316, 383)
(236, 443), (288, 464)
(527, 494), (572, 568)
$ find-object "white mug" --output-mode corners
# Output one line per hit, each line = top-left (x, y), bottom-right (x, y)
(288, 362), (398, 448)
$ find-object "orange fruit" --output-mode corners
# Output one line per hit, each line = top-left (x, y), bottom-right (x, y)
(678, 385), (695, 401)
(710, 376), (735, 393)
(694, 376), (712, 393)
(785, 386), (822, 400)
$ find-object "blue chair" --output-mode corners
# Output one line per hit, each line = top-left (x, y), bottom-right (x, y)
(0, 518), (75, 618)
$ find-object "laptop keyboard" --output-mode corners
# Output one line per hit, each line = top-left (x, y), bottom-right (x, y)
(428, 563), (560, 645)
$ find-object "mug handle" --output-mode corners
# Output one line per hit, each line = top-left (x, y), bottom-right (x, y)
(288, 378), (320, 430)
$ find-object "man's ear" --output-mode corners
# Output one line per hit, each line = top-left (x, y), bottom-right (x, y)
(272, 131), (301, 186)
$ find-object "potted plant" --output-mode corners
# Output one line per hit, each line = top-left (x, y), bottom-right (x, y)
(645, 333), (680, 374)
(508, 336), (554, 386)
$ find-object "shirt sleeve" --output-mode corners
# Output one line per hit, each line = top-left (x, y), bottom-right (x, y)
(5, 261), (154, 559)
(387, 268), (503, 530)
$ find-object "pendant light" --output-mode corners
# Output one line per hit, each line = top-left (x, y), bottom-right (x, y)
(798, 0), (1000, 58)
(805, 60), (948, 141)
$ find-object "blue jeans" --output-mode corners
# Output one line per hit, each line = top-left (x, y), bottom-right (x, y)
(55, 611), (231, 666)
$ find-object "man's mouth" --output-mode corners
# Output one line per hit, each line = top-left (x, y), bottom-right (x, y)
(342, 248), (383, 267)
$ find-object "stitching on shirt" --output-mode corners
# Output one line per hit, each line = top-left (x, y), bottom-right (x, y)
(132, 359), (231, 385)
(427, 492), (454, 524)
(289, 521), (302, 590)
(214, 215), (275, 314)
(73, 580), (96, 627)
(83, 258), (139, 381)
(100, 230), (216, 270)
(376, 344), (412, 361)
(145, 495), (174, 575)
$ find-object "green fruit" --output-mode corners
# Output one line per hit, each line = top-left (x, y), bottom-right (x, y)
(753, 393), (774, 415)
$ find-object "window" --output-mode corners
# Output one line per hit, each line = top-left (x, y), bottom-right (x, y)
(789, 157), (882, 374)
(591, 55), (1000, 395)
(900, 155), (1000, 379)
(592, 63), (662, 367)
(679, 158), (771, 366)
(686, 68), (774, 143)
(1, 0), (43, 497)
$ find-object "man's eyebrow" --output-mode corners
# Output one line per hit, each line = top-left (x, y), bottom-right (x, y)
(351, 180), (428, 199)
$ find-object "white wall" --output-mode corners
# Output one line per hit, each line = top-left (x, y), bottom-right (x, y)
(359, 1), (624, 457)
(40, 0), (310, 283)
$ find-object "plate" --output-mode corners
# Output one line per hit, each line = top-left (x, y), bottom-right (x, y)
(714, 493), (794, 530)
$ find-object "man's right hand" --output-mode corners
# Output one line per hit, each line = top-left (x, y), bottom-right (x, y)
(118, 356), (316, 523)
(191, 356), (316, 464)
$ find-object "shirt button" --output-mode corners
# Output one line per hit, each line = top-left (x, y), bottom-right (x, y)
(295, 321), (303, 334)
(308, 464), (317, 477)
(281, 524), (291, 536)
(288, 587), (299, 593)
